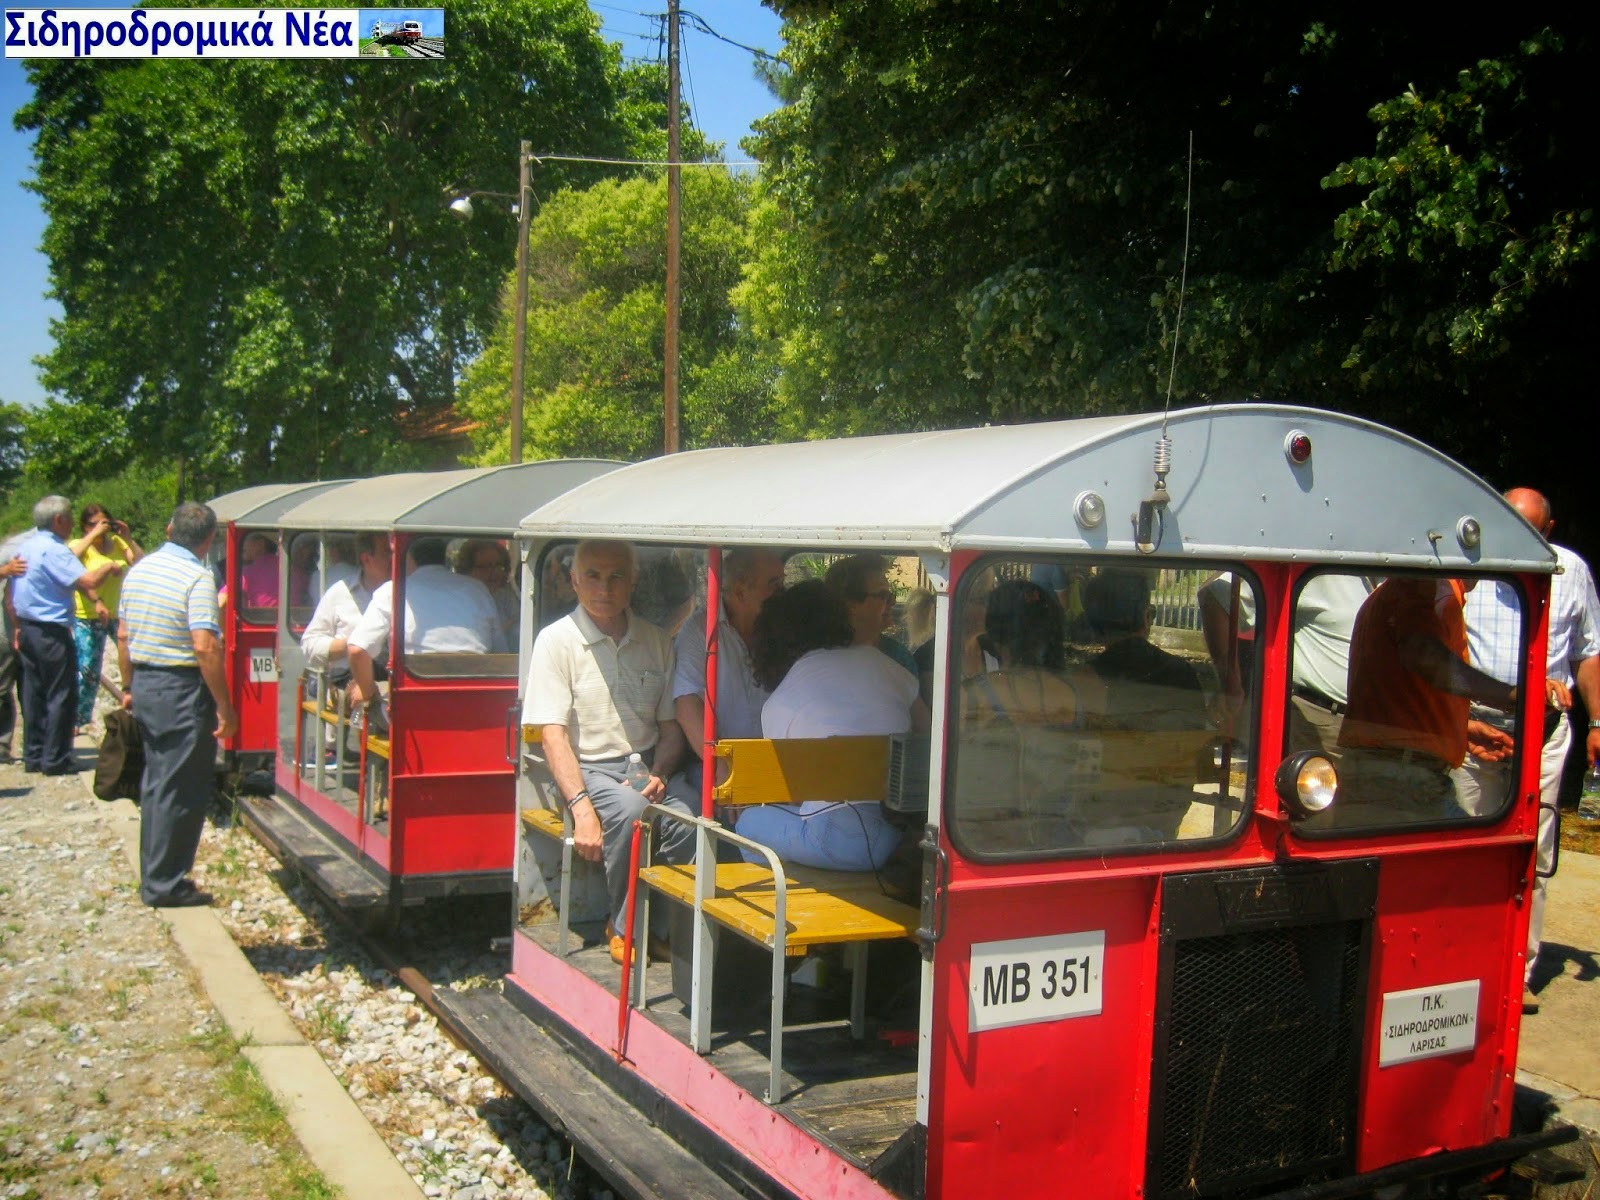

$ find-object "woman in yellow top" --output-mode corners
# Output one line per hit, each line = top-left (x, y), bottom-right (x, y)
(69, 504), (143, 732)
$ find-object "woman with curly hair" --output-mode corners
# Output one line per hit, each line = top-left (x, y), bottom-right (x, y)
(736, 580), (921, 872)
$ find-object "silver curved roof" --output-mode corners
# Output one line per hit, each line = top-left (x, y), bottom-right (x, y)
(206, 481), (349, 525)
(517, 405), (1554, 571)
(274, 460), (624, 534)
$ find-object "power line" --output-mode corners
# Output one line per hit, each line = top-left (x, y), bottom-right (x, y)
(680, 10), (778, 61)
(532, 153), (758, 168)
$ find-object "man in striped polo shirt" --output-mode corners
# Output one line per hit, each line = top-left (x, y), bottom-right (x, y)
(116, 502), (239, 908)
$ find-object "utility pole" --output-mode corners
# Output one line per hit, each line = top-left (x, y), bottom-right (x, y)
(663, 0), (681, 455)
(510, 139), (531, 464)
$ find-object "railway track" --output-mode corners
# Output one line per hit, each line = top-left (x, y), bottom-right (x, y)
(403, 37), (446, 58)
(207, 806), (614, 1199)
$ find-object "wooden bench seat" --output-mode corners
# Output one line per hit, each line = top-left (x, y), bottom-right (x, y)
(640, 862), (915, 954)
(521, 806), (565, 841)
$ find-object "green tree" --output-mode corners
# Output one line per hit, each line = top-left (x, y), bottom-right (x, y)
(458, 168), (778, 461)
(748, 1), (1595, 468)
(0, 402), (27, 500)
(17, 0), (674, 490)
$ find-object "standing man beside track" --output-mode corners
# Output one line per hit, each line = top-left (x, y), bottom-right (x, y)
(117, 502), (239, 908)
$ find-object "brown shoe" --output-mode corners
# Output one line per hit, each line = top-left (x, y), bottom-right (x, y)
(1522, 986), (1540, 1014)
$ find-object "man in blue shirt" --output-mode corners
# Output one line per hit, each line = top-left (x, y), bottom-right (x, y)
(10, 495), (116, 774)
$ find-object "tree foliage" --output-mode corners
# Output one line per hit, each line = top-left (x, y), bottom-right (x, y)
(748, 1), (1595, 471)
(17, 0), (673, 493)
(458, 169), (779, 461)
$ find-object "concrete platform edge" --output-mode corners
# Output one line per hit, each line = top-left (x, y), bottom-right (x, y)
(83, 762), (427, 1199)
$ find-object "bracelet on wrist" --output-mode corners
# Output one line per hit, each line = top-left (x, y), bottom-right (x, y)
(567, 788), (590, 809)
(1589, 719), (1600, 730)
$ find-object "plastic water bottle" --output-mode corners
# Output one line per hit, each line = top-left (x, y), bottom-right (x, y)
(623, 752), (651, 793)
(1579, 765), (1600, 822)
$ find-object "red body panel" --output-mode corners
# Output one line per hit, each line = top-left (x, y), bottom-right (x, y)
(384, 676), (517, 877)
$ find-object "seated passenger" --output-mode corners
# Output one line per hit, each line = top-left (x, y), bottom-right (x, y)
(300, 533), (391, 683)
(1079, 568), (1207, 730)
(962, 580), (1079, 728)
(456, 538), (519, 643)
(673, 548), (786, 786)
(320, 536), (361, 599)
(824, 553), (919, 678)
(1074, 568), (1207, 841)
(631, 551), (696, 637)
(238, 532), (279, 609)
(1333, 576), (1517, 825)
(521, 538), (698, 965)
(540, 549), (577, 625)
(735, 581), (920, 873)
(347, 537), (506, 715)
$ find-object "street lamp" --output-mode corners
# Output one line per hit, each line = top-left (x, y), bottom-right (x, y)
(447, 139), (533, 464)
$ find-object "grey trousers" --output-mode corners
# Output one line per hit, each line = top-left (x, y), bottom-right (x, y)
(134, 666), (217, 905)
(581, 757), (697, 932)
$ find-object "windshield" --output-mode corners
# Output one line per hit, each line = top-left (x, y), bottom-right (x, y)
(1285, 570), (1528, 834)
(948, 559), (1255, 859)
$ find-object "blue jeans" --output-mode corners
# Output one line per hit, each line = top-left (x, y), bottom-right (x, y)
(735, 802), (899, 873)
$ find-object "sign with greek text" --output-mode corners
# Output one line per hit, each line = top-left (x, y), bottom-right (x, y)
(968, 929), (1105, 1033)
(1378, 979), (1480, 1067)
(5, 8), (445, 59)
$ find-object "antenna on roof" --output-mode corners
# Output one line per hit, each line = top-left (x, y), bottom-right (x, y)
(1136, 131), (1194, 555)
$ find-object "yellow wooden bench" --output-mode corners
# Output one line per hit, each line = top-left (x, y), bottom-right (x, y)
(635, 735), (920, 1103)
(638, 861), (915, 955)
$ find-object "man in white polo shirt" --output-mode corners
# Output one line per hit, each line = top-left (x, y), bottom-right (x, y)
(523, 539), (697, 965)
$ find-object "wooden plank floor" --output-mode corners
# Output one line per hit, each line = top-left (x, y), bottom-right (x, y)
(522, 920), (919, 1169)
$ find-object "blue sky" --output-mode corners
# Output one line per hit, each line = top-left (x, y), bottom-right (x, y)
(0, 0), (783, 411)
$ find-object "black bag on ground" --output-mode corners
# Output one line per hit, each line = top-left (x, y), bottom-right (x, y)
(94, 709), (144, 802)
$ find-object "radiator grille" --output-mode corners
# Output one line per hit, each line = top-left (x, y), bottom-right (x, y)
(1152, 919), (1364, 1197)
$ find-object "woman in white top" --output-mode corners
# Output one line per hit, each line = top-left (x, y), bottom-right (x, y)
(735, 581), (919, 872)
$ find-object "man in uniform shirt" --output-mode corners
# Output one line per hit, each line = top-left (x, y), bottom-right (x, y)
(12, 495), (118, 774)
(117, 502), (238, 907)
(672, 547), (786, 788)
(524, 539), (697, 965)
(1456, 488), (1600, 1011)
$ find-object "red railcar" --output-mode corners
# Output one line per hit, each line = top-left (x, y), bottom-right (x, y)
(206, 481), (347, 781)
(438, 406), (1574, 1200)
(237, 461), (620, 918)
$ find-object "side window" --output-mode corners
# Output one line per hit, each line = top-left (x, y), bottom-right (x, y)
(237, 531), (280, 627)
(404, 537), (520, 679)
(950, 561), (1253, 857)
(1292, 572), (1524, 833)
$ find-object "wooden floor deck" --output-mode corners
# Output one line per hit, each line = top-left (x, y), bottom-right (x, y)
(521, 918), (920, 1171)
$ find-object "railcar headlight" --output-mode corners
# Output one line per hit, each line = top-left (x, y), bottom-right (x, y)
(1275, 751), (1338, 818)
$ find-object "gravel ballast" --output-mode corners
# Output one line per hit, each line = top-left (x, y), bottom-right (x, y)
(0, 749), (609, 1200)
